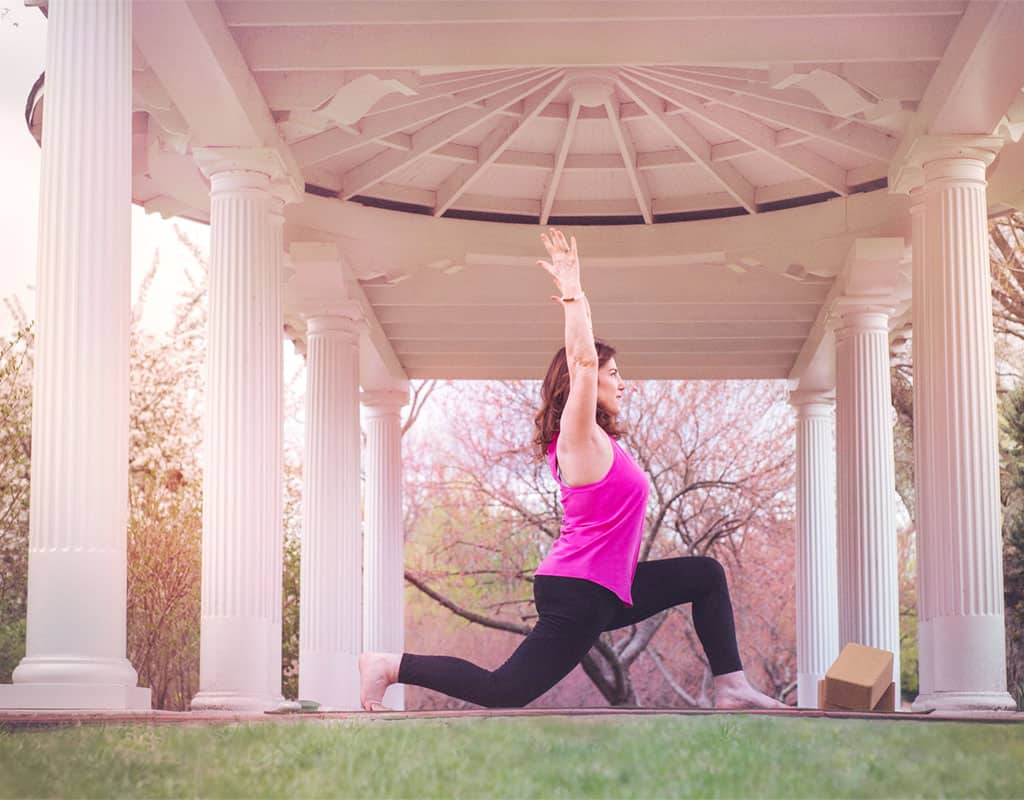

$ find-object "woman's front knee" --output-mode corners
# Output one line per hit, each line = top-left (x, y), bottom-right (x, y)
(695, 556), (727, 585)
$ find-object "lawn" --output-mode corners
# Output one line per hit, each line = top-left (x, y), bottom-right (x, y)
(1, 714), (1022, 799)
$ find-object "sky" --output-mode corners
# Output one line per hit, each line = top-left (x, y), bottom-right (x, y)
(0, 5), (209, 336)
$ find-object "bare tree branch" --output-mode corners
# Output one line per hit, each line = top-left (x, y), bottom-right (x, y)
(405, 570), (531, 636)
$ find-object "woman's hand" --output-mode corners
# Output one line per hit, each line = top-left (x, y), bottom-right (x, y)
(538, 228), (582, 299)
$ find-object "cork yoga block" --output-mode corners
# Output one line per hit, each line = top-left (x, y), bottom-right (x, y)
(818, 679), (895, 712)
(820, 643), (895, 711)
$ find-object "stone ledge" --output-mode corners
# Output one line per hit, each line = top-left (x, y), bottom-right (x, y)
(2, 706), (1021, 731)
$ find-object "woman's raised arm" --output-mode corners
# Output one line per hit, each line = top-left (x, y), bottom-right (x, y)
(537, 229), (601, 450)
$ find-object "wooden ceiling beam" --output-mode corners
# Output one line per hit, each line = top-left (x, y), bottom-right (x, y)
(383, 320), (814, 339)
(540, 99), (582, 225)
(359, 69), (545, 122)
(644, 71), (897, 160)
(222, 1), (966, 27)
(604, 96), (654, 223)
(626, 68), (849, 195)
(292, 68), (549, 166)
(619, 78), (757, 214)
(340, 72), (561, 199)
(434, 75), (567, 216)
(232, 17), (955, 70)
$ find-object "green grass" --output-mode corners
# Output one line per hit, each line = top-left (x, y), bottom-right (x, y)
(1, 715), (1022, 799)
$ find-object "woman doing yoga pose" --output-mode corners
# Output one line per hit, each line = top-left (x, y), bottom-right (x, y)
(359, 229), (787, 711)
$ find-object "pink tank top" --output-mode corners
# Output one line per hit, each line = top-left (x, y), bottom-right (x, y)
(535, 431), (649, 606)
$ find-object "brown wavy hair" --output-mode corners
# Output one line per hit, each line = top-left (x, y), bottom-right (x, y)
(533, 340), (624, 460)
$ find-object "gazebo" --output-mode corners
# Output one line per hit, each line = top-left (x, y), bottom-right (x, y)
(2, 0), (1022, 713)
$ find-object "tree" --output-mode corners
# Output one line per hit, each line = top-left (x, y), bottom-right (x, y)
(123, 245), (207, 709)
(999, 382), (1024, 707)
(0, 304), (32, 683)
(281, 355), (308, 701)
(401, 378), (796, 708)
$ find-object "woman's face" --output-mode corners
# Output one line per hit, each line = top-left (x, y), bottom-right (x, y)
(597, 357), (626, 417)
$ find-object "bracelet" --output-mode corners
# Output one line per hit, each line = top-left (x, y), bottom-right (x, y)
(559, 292), (586, 303)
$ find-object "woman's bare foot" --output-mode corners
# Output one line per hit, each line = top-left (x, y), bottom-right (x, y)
(358, 652), (402, 711)
(713, 671), (789, 710)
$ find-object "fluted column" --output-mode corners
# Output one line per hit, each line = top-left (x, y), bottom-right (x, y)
(362, 387), (410, 711)
(265, 197), (286, 706)
(0, 0), (150, 710)
(835, 306), (901, 699)
(299, 312), (364, 710)
(789, 391), (839, 708)
(911, 142), (1014, 711)
(190, 153), (287, 711)
(909, 188), (935, 705)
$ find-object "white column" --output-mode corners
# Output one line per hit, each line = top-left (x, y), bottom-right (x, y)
(909, 188), (935, 705)
(266, 196), (286, 707)
(0, 0), (150, 710)
(911, 142), (1015, 711)
(789, 391), (839, 709)
(299, 313), (364, 710)
(190, 154), (286, 711)
(362, 387), (410, 711)
(835, 305), (902, 699)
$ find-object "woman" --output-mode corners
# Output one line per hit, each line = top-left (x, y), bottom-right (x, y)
(359, 228), (787, 711)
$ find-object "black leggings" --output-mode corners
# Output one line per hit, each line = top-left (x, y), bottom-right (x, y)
(398, 556), (742, 708)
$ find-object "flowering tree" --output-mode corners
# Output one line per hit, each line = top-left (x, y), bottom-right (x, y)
(122, 246), (207, 709)
(0, 302), (32, 682)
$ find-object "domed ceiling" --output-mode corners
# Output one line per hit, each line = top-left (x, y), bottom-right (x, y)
(214, 1), (966, 226)
(269, 64), (900, 225)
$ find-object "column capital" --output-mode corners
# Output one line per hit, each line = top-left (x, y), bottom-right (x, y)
(833, 307), (892, 348)
(890, 134), (1004, 194)
(834, 300), (895, 322)
(788, 389), (835, 411)
(306, 313), (365, 339)
(193, 146), (302, 204)
(361, 387), (410, 412)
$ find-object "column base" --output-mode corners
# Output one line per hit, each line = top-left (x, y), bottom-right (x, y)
(923, 613), (1008, 699)
(0, 682), (151, 710)
(382, 683), (405, 711)
(912, 691), (1017, 713)
(190, 692), (280, 712)
(299, 650), (360, 710)
(12, 655), (141, 686)
(196, 614), (279, 711)
(797, 672), (824, 709)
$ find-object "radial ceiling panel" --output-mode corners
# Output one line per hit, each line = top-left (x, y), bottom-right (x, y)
(799, 138), (879, 172)
(516, 117), (575, 154)
(569, 117), (621, 155)
(554, 169), (637, 203)
(643, 166), (702, 202)
(472, 163), (549, 200)
(388, 156), (459, 191)
(657, 165), (737, 199)
(727, 153), (806, 190)
(680, 112), (738, 147)
(316, 144), (391, 178)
